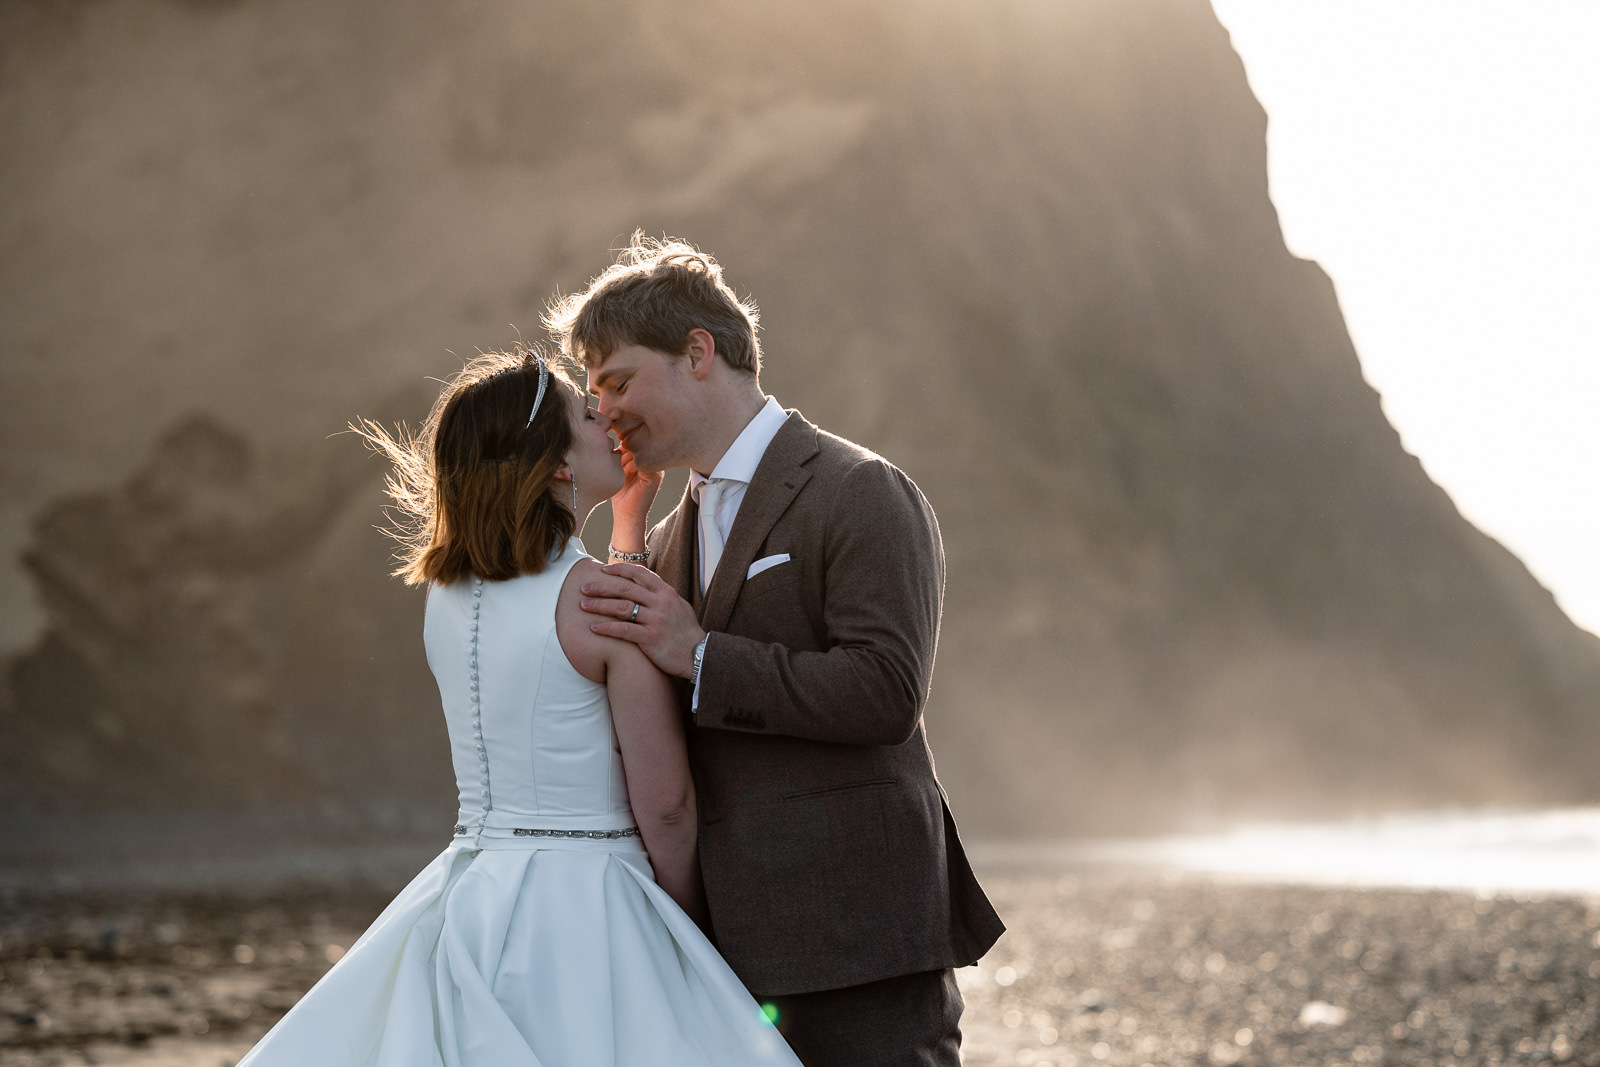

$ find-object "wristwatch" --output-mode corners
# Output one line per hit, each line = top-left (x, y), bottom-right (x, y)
(689, 633), (710, 689)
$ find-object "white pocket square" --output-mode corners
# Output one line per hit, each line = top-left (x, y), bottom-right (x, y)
(746, 553), (791, 579)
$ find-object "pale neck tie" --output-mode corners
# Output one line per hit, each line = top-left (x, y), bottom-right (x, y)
(697, 478), (726, 596)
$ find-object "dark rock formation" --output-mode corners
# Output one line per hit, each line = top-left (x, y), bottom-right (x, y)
(0, 406), (447, 815)
(2, 0), (1597, 837)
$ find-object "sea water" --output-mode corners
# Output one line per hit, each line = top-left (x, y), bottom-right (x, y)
(971, 806), (1600, 895)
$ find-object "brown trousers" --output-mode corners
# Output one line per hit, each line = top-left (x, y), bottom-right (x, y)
(754, 969), (964, 1067)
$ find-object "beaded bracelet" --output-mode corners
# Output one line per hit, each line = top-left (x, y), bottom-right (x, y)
(608, 544), (649, 563)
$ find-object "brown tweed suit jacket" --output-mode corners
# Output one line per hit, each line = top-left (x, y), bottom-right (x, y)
(647, 410), (1004, 995)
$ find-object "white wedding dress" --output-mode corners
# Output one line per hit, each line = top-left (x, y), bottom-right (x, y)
(238, 538), (800, 1067)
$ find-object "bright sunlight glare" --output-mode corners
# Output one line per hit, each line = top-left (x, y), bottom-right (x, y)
(1209, 0), (1600, 636)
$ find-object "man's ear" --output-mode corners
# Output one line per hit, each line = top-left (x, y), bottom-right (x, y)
(686, 328), (717, 381)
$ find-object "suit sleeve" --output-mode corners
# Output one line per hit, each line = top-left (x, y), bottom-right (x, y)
(692, 456), (945, 746)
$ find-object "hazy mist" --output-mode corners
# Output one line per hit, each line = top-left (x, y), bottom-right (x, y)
(4, 0), (1599, 841)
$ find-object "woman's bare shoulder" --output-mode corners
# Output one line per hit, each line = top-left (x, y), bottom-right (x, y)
(565, 557), (608, 586)
(555, 558), (612, 683)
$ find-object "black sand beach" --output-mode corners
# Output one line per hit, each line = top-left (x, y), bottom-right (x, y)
(958, 874), (1598, 1066)
(3, 871), (1596, 1066)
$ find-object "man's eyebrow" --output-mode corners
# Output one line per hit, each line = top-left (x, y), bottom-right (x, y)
(589, 363), (624, 392)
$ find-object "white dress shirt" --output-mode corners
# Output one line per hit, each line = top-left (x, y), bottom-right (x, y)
(689, 396), (788, 709)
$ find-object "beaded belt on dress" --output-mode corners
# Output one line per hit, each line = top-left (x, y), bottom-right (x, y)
(453, 824), (640, 840)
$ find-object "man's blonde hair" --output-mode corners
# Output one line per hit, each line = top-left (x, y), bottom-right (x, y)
(545, 232), (761, 374)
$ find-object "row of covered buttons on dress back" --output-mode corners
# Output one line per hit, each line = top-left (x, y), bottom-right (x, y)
(467, 577), (490, 840)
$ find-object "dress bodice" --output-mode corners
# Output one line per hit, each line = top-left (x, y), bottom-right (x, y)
(424, 538), (633, 840)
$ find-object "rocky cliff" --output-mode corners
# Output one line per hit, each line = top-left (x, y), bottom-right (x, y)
(3, 0), (1597, 836)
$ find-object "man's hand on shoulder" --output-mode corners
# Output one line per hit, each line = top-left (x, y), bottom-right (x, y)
(581, 563), (704, 679)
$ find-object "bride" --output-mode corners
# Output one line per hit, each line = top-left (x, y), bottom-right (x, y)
(237, 347), (801, 1066)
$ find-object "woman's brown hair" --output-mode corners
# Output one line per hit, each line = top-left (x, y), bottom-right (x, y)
(354, 346), (580, 585)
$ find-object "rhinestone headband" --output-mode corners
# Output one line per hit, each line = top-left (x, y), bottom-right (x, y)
(525, 355), (550, 429)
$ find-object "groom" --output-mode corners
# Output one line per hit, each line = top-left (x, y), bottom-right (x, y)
(551, 236), (1003, 1067)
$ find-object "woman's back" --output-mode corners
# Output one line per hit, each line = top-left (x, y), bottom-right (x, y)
(239, 534), (799, 1065)
(425, 536), (635, 842)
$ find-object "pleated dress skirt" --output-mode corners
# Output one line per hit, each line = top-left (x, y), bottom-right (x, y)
(236, 834), (800, 1067)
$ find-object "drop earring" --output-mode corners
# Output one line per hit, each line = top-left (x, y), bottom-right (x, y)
(571, 473), (579, 516)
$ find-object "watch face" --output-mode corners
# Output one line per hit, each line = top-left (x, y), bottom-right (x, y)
(691, 635), (709, 685)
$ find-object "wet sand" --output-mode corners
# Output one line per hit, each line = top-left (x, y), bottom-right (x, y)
(2, 872), (1597, 1066)
(958, 873), (1598, 1066)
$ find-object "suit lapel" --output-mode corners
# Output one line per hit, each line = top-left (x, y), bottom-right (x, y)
(651, 479), (698, 606)
(699, 413), (819, 633)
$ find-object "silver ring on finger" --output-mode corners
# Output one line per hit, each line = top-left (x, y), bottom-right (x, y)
(629, 601), (641, 623)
